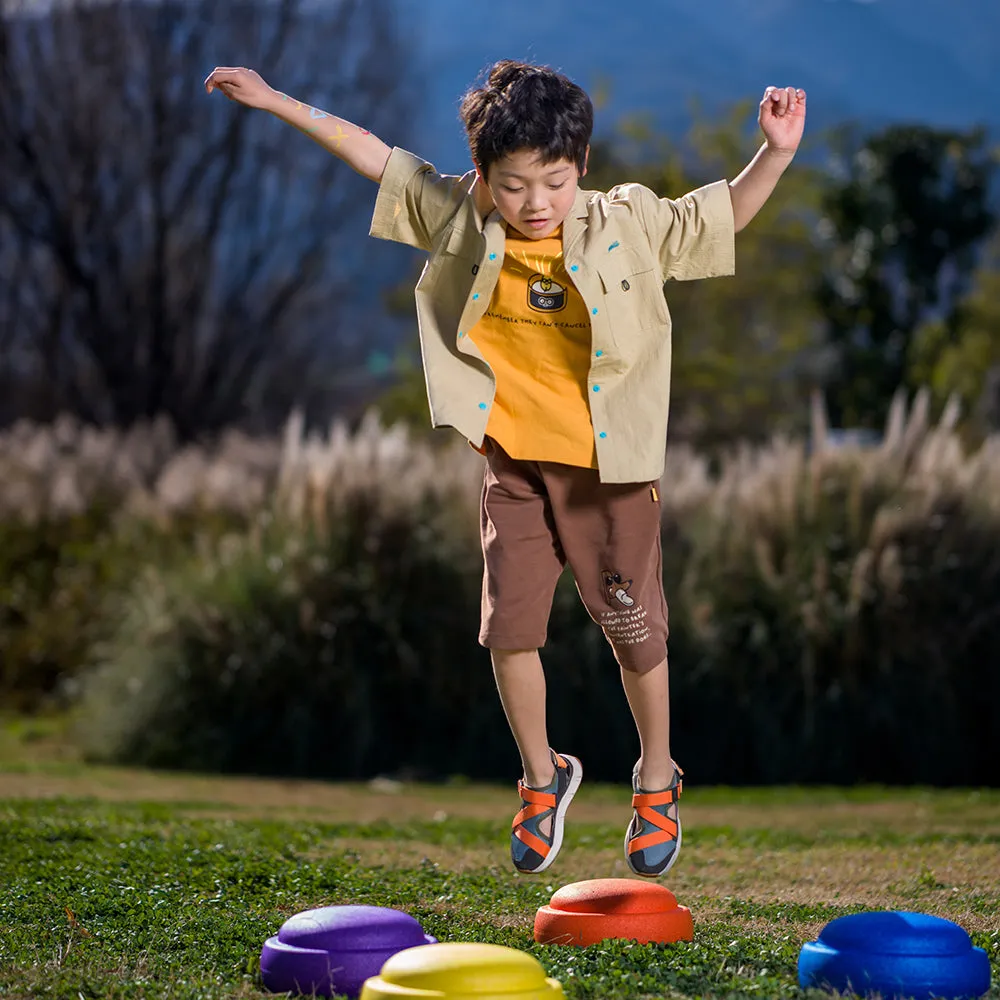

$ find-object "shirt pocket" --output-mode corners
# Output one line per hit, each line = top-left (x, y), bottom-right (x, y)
(420, 221), (481, 313)
(597, 248), (669, 336)
(436, 219), (482, 263)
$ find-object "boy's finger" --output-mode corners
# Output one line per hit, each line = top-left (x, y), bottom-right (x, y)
(205, 67), (233, 92)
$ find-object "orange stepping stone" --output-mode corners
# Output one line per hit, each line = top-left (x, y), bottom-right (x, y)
(534, 878), (693, 947)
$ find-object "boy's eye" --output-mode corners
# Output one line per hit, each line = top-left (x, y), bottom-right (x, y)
(549, 182), (567, 190)
(502, 186), (523, 193)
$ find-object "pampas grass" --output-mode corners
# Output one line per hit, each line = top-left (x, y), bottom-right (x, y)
(4, 395), (999, 782)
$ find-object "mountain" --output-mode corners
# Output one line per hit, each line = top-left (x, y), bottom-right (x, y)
(390, 0), (1000, 172)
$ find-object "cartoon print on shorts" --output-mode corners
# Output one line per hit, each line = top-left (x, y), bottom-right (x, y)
(603, 570), (635, 608)
(527, 273), (567, 313)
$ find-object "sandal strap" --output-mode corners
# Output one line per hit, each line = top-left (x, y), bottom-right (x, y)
(512, 780), (556, 858)
(512, 824), (551, 858)
(517, 781), (557, 807)
(628, 773), (682, 853)
(631, 780), (682, 809)
(512, 779), (556, 827)
(628, 808), (679, 853)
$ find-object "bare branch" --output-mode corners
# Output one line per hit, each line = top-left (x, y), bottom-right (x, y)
(0, 0), (414, 435)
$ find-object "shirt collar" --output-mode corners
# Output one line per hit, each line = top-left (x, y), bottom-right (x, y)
(562, 187), (590, 257)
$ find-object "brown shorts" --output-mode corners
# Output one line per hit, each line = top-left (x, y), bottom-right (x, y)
(479, 438), (669, 673)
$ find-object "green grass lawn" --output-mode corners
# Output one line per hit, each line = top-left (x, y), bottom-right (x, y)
(1, 754), (998, 999)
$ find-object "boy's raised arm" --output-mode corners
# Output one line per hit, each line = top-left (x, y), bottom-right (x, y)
(728, 86), (806, 232)
(204, 66), (392, 183)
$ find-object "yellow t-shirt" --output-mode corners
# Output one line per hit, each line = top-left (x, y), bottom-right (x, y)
(469, 225), (597, 468)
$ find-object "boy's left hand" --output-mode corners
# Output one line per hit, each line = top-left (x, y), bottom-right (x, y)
(759, 86), (806, 156)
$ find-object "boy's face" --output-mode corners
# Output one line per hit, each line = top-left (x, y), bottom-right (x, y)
(477, 146), (589, 241)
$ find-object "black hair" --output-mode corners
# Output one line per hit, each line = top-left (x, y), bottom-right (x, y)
(459, 60), (593, 180)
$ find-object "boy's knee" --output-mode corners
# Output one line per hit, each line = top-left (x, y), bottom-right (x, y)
(490, 647), (539, 658)
(615, 643), (669, 675)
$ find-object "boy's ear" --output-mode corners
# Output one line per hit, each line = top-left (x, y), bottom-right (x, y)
(474, 160), (487, 185)
(581, 144), (590, 178)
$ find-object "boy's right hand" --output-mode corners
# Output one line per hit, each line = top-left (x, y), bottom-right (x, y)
(204, 66), (275, 110)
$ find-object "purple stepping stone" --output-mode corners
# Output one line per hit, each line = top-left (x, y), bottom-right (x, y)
(260, 905), (437, 998)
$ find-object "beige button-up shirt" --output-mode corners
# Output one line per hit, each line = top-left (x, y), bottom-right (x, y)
(370, 147), (735, 483)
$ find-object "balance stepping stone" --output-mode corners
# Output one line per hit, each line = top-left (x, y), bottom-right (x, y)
(534, 878), (693, 947)
(798, 911), (991, 1000)
(260, 904), (436, 998)
(360, 942), (563, 998)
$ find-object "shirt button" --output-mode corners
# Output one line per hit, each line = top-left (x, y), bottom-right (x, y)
(473, 293), (479, 300)
(592, 308), (598, 315)
(570, 264), (579, 272)
(489, 253), (497, 260)
(592, 385), (601, 392)
(599, 432), (607, 439)
(595, 350), (603, 357)
(479, 402), (487, 410)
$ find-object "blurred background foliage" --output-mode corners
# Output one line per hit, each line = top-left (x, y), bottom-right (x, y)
(2, 403), (999, 785)
(2, 0), (999, 785)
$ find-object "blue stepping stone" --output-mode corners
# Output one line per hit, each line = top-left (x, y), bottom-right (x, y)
(798, 911), (990, 999)
(260, 904), (437, 997)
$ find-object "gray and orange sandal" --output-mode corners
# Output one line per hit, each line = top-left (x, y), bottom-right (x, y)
(625, 762), (683, 877)
(510, 750), (582, 874)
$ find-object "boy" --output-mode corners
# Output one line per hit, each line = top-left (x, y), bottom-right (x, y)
(205, 59), (806, 878)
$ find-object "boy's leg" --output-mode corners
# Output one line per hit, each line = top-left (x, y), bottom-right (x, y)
(620, 655), (683, 877)
(491, 647), (583, 872)
(478, 440), (583, 873)
(539, 465), (680, 875)
(491, 648), (554, 789)
(619, 655), (674, 791)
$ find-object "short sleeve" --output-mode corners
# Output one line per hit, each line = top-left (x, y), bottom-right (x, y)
(369, 147), (473, 253)
(627, 180), (736, 282)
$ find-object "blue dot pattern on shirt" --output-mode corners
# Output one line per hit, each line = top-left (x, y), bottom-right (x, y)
(596, 350), (603, 357)
(571, 264), (579, 272)
(593, 385), (601, 392)
(479, 402), (487, 410)
(489, 253), (497, 260)
(592, 308), (598, 315)
(599, 432), (607, 439)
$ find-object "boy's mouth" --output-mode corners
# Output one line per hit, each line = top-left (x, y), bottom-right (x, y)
(524, 218), (549, 230)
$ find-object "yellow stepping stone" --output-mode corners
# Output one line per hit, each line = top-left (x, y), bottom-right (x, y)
(360, 942), (563, 999)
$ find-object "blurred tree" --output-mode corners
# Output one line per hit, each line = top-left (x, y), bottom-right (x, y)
(816, 124), (996, 429)
(0, 0), (412, 438)
(587, 104), (828, 448)
(367, 266), (433, 432)
(908, 228), (1000, 434)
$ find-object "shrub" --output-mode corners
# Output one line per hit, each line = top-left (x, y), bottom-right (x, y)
(669, 391), (1000, 785)
(0, 416), (271, 708)
(8, 396), (1000, 783)
(77, 417), (495, 777)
